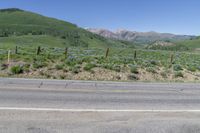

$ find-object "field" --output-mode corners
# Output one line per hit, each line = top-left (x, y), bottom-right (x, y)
(0, 9), (199, 82)
(0, 44), (200, 82)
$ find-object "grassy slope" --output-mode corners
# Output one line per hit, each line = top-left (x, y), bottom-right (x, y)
(0, 35), (66, 49)
(175, 37), (200, 50)
(147, 37), (200, 51)
(0, 8), (134, 49)
(0, 46), (199, 82)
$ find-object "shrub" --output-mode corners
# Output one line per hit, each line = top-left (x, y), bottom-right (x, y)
(103, 63), (113, 70)
(146, 67), (157, 74)
(143, 60), (159, 67)
(71, 65), (81, 74)
(150, 60), (160, 66)
(130, 65), (139, 74)
(66, 61), (77, 67)
(33, 61), (47, 69)
(161, 71), (167, 78)
(173, 64), (183, 71)
(112, 65), (121, 72)
(10, 65), (23, 74)
(72, 68), (80, 74)
(102, 64), (121, 72)
(23, 64), (30, 72)
(55, 64), (64, 70)
(84, 63), (96, 71)
(175, 71), (184, 78)
(187, 66), (196, 72)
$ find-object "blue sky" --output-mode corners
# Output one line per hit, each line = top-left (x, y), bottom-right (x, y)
(1, 0), (200, 35)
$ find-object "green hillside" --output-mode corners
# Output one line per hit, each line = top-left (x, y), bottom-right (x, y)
(0, 8), (134, 48)
(175, 37), (200, 50)
(147, 37), (200, 51)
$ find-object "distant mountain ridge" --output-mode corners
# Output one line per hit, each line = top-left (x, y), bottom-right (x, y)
(87, 28), (196, 44)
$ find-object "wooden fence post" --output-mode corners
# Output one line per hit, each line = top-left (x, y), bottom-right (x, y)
(36, 46), (41, 55)
(64, 47), (68, 59)
(134, 50), (137, 60)
(15, 46), (18, 54)
(7, 50), (11, 64)
(105, 48), (110, 58)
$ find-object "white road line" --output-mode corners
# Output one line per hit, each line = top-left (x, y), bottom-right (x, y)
(0, 107), (200, 112)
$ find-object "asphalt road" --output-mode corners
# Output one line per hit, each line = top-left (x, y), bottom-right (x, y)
(0, 78), (200, 133)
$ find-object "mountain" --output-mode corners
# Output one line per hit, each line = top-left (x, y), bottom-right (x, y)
(87, 28), (196, 45)
(0, 8), (134, 48)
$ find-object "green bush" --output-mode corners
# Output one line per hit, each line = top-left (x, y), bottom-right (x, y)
(23, 64), (30, 72)
(173, 64), (183, 71)
(112, 65), (121, 72)
(10, 65), (23, 74)
(102, 63), (121, 72)
(84, 63), (96, 71)
(130, 65), (139, 74)
(187, 66), (196, 72)
(103, 63), (114, 70)
(71, 65), (81, 74)
(146, 67), (157, 74)
(175, 71), (184, 78)
(33, 61), (47, 69)
(55, 64), (64, 70)
(150, 60), (160, 66)
(161, 71), (167, 78)
(65, 58), (77, 67)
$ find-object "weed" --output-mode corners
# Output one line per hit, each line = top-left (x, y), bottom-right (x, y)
(55, 64), (64, 70)
(130, 65), (139, 74)
(146, 67), (157, 74)
(84, 63), (96, 71)
(173, 64), (183, 71)
(10, 65), (23, 74)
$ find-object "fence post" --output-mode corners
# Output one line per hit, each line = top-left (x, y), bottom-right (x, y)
(36, 46), (41, 55)
(7, 50), (11, 64)
(134, 50), (137, 60)
(105, 48), (110, 58)
(15, 46), (18, 54)
(64, 47), (68, 59)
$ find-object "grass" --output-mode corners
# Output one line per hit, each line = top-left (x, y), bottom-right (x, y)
(84, 63), (96, 71)
(0, 8), (136, 49)
(10, 65), (23, 74)
(148, 37), (200, 52)
(0, 8), (199, 81)
(175, 37), (200, 50)
(0, 46), (199, 82)
(130, 65), (139, 74)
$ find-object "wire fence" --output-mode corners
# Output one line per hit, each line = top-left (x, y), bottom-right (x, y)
(0, 46), (200, 68)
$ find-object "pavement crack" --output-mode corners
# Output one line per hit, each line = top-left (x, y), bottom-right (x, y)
(38, 82), (43, 88)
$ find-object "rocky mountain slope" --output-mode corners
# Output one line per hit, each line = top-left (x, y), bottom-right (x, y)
(87, 28), (196, 44)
